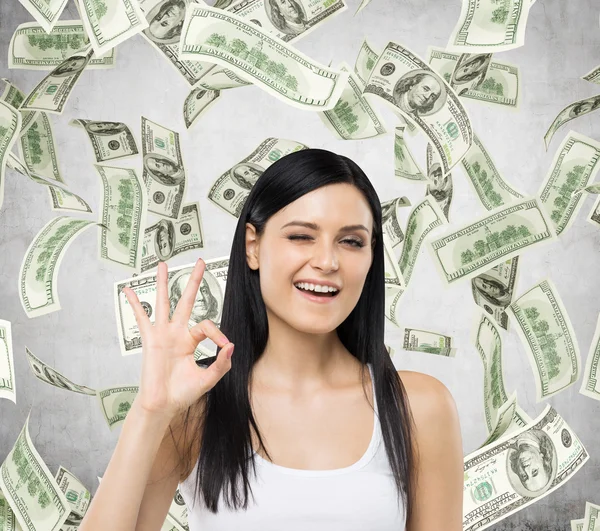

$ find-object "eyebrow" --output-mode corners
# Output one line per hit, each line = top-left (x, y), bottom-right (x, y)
(281, 220), (370, 234)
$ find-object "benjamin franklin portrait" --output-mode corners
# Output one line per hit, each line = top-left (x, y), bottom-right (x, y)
(393, 70), (447, 117)
(471, 274), (512, 308)
(230, 162), (264, 190)
(50, 55), (88, 77)
(154, 219), (176, 261)
(427, 161), (452, 202)
(84, 121), (127, 136)
(451, 53), (491, 86)
(43, 366), (72, 390)
(168, 267), (222, 325)
(265, 0), (308, 36)
(506, 430), (557, 497)
(144, 0), (187, 44)
(143, 154), (185, 187)
(568, 96), (600, 119)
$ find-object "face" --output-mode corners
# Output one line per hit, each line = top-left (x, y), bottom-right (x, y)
(157, 228), (171, 254)
(274, 0), (299, 19)
(408, 75), (440, 110)
(515, 444), (550, 492)
(237, 165), (262, 185)
(57, 57), (86, 75)
(430, 167), (443, 187)
(476, 278), (501, 297)
(88, 122), (120, 133)
(246, 183), (374, 334)
(455, 58), (484, 81)
(150, 2), (185, 39)
(173, 274), (209, 321)
(148, 157), (177, 176)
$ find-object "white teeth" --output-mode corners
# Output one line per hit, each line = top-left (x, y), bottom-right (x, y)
(294, 282), (339, 293)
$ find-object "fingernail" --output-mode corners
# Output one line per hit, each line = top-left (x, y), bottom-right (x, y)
(226, 343), (234, 359)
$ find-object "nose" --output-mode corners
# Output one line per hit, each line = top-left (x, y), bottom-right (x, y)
(310, 239), (339, 272)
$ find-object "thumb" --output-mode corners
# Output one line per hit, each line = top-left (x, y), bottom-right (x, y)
(192, 342), (234, 392)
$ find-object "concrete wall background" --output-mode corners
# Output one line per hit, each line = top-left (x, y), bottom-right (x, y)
(1, 0), (599, 528)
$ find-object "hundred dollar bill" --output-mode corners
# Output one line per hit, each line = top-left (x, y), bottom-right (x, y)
(55, 466), (91, 528)
(141, 117), (187, 220)
(428, 197), (557, 285)
(8, 21), (117, 70)
(403, 327), (455, 357)
(538, 131), (600, 236)
(383, 232), (405, 290)
(393, 126), (426, 181)
(70, 119), (138, 162)
(0, 320), (16, 404)
(354, 38), (379, 85)
(178, 5), (349, 111)
(583, 502), (600, 531)
(447, 0), (534, 53)
(384, 285), (404, 328)
(208, 137), (308, 218)
(142, 202), (204, 272)
(17, 0), (70, 33)
(572, 519), (585, 531)
(97, 386), (139, 429)
(20, 46), (94, 114)
(382, 195), (411, 248)
(399, 196), (446, 286)
(426, 142), (453, 220)
(460, 134), (524, 210)
(0, 489), (19, 530)
(114, 257), (229, 356)
(19, 112), (63, 183)
(166, 486), (189, 531)
(477, 391), (514, 448)
(76, 0), (148, 56)
(463, 405), (588, 531)
(95, 165), (148, 271)
(506, 278), (581, 402)
(183, 87), (221, 129)
(571, 183), (600, 197)
(354, 0), (372, 15)
(25, 346), (96, 395)
(588, 195), (600, 227)
(319, 62), (386, 140)
(427, 46), (520, 110)
(193, 65), (252, 90)
(544, 93), (600, 150)
(139, 0), (218, 86)
(1, 78), (37, 136)
(582, 66), (600, 85)
(363, 41), (473, 175)
(450, 53), (492, 95)
(0, 412), (71, 531)
(18, 216), (99, 318)
(0, 100), (23, 212)
(579, 312), (600, 401)
(471, 256), (519, 331)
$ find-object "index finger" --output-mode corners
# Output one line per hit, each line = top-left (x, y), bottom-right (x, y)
(171, 258), (206, 325)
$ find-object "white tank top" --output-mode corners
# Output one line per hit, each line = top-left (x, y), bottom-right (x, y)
(178, 363), (406, 530)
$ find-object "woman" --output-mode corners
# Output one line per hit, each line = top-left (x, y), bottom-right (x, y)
(79, 149), (463, 530)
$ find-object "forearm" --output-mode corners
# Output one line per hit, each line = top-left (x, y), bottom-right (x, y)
(79, 398), (173, 531)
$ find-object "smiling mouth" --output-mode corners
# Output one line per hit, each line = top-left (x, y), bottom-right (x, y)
(294, 284), (339, 298)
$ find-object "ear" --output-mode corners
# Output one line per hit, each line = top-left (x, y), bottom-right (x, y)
(246, 222), (260, 270)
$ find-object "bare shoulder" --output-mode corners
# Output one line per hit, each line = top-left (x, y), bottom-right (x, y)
(170, 394), (207, 483)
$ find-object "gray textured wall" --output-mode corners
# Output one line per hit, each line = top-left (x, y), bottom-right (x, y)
(1, 0), (600, 529)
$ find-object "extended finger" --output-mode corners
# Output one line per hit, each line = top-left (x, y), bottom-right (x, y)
(155, 261), (170, 324)
(123, 286), (151, 335)
(192, 341), (234, 391)
(172, 258), (206, 326)
(188, 318), (229, 350)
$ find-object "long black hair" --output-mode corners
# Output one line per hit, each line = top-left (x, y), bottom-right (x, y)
(179, 147), (417, 521)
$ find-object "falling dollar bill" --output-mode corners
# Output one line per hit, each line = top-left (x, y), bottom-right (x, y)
(0, 412), (71, 531)
(354, 38), (379, 85)
(141, 116), (187, 220)
(76, 0), (148, 56)
(8, 20), (117, 70)
(183, 87), (221, 129)
(506, 278), (581, 402)
(579, 312), (600, 401)
(588, 196), (600, 227)
(403, 328), (455, 357)
(20, 46), (94, 114)
(538, 131), (600, 236)
(97, 386), (139, 430)
(19, 216), (99, 318)
(477, 392), (523, 449)
(463, 405), (588, 531)
(385, 284), (404, 328)
(319, 62), (386, 140)
(399, 195), (446, 286)
(544, 93), (600, 150)
(178, 5), (349, 111)
(70, 119), (138, 162)
(447, 0), (534, 53)
(0, 489), (19, 530)
(471, 256), (520, 331)
(55, 466), (91, 528)
(383, 232), (405, 290)
(0, 320), (16, 404)
(572, 518), (585, 531)
(363, 41), (473, 175)
(141, 201), (204, 273)
(428, 197), (557, 285)
(0, 100), (23, 212)
(382, 195), (411, 248)
(1, 78), (37, 135)
(425, 142), (453, 221)
(393, 126), (426, 181)
(114, 257), (229, 356)
(17, 0), (70, 33)
(582, 66), (600, 85)
(460, 134), (524, 210)
(450, 53), (492, 94)
(427, 46), (520, 110)
(166, 486), (189, 531)
(583, 502), (600, 530)
(19, 111), (64, 183)
(25, 346), (96, 395)
(208, 137), (308, 218)
(571, 183), (600, 197)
